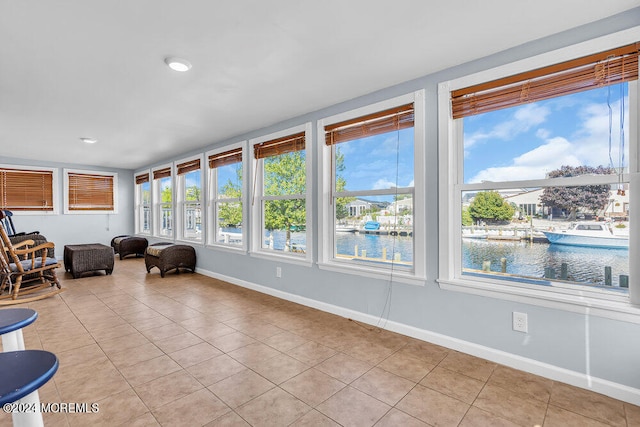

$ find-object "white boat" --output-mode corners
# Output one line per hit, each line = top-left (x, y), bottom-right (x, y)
(542, 222), (628, 249)
(335, 225), (357, 233)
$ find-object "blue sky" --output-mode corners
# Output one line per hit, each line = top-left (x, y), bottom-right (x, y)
(463, 83), (629, 183)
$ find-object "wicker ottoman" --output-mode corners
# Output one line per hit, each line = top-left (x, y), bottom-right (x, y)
(145, 243), (196, 277)
(63, 244), (115, 279)
(111, 235), (149, 260)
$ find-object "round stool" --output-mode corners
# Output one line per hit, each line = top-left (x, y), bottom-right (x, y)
(0, 350), (58, 427)
(0, 308), (37, 352)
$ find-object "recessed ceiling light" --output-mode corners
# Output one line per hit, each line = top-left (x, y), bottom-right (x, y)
(80, 137), (97, 144)
(164, 57), (192, 72)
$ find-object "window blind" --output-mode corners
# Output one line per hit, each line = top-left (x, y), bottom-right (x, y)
(68, 172), (114, 211)
(325, 103), (414, 146)
(208, 148), (242, 168)
(153, 167), (171, 180)
(0, 168), (54, 211)
(135, 173), (149, 184)
(254, 132), (305, 159)
(451, 42), (639, 119)
(176, 159), (201, 175)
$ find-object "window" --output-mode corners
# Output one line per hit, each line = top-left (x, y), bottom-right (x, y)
(64, 169), (117, 213)
(250, 124), (312, 262)
(0, 166), (56, 213)
(176, 156), (203, 242)
(207, 144), (245, 249)
(438, 35), (640, 314)
(152, 166), (173, 238)
(318, 92), (426, 282)
(135, 171), (151, 234)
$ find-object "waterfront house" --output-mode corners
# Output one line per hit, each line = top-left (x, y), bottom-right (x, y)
(2, 2), (640, 425)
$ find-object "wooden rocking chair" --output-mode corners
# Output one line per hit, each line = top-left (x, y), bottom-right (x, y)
(0, 212), (64, 305)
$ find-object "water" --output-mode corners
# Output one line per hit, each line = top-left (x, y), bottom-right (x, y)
(462, 238), (629, 288)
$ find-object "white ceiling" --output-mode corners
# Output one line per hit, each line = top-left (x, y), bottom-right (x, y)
(1, 1), (638, 170)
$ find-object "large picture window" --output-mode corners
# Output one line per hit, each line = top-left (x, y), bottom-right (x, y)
(135, 171), (151, 234)
(207, 144), (245, 248)
(439, 37), (639, 313)
(153, 166), (173, 238)
(176, 157), (203, 242)
(250, 124), (312, 261)
(318, 92), (426, 282)
(0, 166), (56, 212)
(64, 169), (117, 213)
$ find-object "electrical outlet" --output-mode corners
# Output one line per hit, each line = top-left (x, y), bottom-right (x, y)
(513, 312), (528, 333)
(276, 267), (282, 278)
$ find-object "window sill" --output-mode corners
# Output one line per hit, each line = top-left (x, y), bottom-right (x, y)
(318, 261), (425, 286)
(438, 277), (640, 324)
(206, 243), (247, 255)
(250, 250), (313, 267)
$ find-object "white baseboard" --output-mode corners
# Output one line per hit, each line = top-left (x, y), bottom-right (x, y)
(195, 267), (640, 406)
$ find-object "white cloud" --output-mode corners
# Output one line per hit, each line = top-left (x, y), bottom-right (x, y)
(372, 178), (398, 190)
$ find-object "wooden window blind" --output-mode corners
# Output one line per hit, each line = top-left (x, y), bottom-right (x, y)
(451, 42), (639, 119)
(68, 172), (114, 211)
(135, 173), (149, 185)
(0, 168), (54, 211)
(325, 103), (414, 146)
(176, 159), (201, 175)
(209, 148), (242, 168)
(153, 167), (171, 180)
(254, 132), (305, 159)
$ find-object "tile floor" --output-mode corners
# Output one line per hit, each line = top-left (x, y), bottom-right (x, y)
(1, 258), (639, 426)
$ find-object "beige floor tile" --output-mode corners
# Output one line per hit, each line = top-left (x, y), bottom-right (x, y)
(134, 370), (203, 410)
(396, 384), (469, 426)
(108, 341), (164, 369)
(288, 409), (341, 426)
(67, 388), (147, 427)
(488, 365), (553, 403)
(56, 365), (131, 403)
(248, 353), (310, 384)
(186, 354), (247, 387)
(190, 323), (237, 342)
(626, 402), (640, 426)
(281, 368), (347, 407)
(208, 331), (257, 353)
(315, 352), (373, 384)
(127, 412), (161, 426)
(376, 350), (434, 382)
(401, 340), (450, 365)
(458, 406), (521, 427)
(437, 350), (496, 382)
(204, 411), (250, 426)
(152, 389), (231, 426)
(236, 387), (311, 426)
(119, 354), (182, 387)
(420, 366), (485, 404)
(227, 342), (281, 365)
(316, 386), (391, 427)
(473, 383), (547, 426)
(98, 331), (152, 356)
(169, 341), (223, 368)
(141, 322), (187, 341)
(262, 330), (309, 352)
(549, 382), (626, 426)
(351, 367), (415, 406)
(288, 341), (337, 366)
(153, 331), (203, 354)
(208, 369), (275, 408)
(374, 408), (429, 427)
(544, 404), (613, 427)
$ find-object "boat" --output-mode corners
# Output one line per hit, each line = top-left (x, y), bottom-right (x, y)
(364, 221), (380, 231)
(542, 222), (628, 249)
(335, 224), (357, 233)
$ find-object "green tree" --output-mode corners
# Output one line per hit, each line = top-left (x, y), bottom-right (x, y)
(462, 206), (473, 226)
(468, 191), (515, 223)
(218, 164), (243, 227)
(334, 148), (353, 220)
(185, 185), (200, 201)
(539, 165), (614, 219)
(264, 152), (307, 250)
(161, 184), (172, 203)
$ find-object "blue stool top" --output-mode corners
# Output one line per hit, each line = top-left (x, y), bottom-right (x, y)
(0, 308), (37, 335)
(0, 350), (58, 405)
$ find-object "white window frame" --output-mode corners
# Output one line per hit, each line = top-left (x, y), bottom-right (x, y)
(152, 163), (174, 240)
(0, 164), (59, 215)
(174, 154), (204, 244)
(63, 168), (118, 215)
(206, 142), (247, 252)
(317, 91), (426, 284)
(250, 123), (313, 265)
(134, 169), (152, 235)
(437, 27), (640, 321)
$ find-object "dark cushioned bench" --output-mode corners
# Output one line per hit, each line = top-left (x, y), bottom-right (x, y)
(144, 243), (196, 277)
(110, 235), (149, 260)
